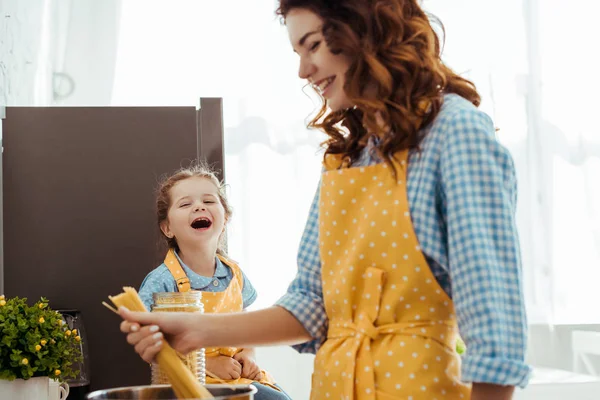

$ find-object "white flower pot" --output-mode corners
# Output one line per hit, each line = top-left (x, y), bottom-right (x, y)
(50, 379), (70, 400)
(0, 376), (49, 400)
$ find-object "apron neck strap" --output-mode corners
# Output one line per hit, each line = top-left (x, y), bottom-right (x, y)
(164, 248), (191, 292)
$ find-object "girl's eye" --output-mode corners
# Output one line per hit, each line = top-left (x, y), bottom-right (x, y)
(310, 41), (321, 51)
(180, 203), (190, 207)
(204, 201), (215, 204)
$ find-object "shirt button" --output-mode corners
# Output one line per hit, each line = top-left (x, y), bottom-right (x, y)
(212, 280), (219, 287)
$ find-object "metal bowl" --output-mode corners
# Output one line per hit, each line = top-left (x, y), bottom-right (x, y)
(86, 384), (257, 399)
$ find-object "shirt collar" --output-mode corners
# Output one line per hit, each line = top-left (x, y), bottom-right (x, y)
(173, 251), (229, 279)
(213, 256), (229, 278)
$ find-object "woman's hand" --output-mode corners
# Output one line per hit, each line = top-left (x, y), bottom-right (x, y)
(206, 356), (242, 380)
(233, 348), (263, 381)
(471, 383), (515, 400)
(118, 306), (311, 364)
(118, 307), (205, 362)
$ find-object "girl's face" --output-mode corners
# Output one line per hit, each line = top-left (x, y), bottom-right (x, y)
(287, 8), (354, 111)
(161, 177), (226, 251)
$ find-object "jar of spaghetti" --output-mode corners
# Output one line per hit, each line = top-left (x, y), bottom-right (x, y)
(150, 291), (206, 385)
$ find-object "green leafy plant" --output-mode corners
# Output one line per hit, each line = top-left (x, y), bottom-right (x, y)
(0, 295), (83, 381)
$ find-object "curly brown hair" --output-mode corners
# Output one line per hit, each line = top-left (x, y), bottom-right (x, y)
(156, 162), (232, 256)
(277, 0), (481, 170)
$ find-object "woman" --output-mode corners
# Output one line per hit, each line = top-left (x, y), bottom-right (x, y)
(121, 1), (531, 398)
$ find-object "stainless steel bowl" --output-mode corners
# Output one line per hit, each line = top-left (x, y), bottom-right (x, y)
(86, 384), (257, 399)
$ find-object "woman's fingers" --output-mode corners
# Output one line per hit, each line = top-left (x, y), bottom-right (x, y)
(138, 336), (164, 363)
(125, 325), (160, 345)
(119, 307), (161, 326)
(120, 320), (140, 333)
(129, 325), (163, 363)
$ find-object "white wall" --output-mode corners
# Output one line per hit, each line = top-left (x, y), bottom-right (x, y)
(255, 347), (314, 398)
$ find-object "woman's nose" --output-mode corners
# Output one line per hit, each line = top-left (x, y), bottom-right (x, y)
(298, 57), (316, 80)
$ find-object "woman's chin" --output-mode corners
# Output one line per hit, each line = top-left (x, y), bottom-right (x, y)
(327, 98), (354, 113)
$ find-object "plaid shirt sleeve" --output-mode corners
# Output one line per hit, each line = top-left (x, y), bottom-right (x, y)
(440, 106), (532, 387)
(275, 181), (329, 354)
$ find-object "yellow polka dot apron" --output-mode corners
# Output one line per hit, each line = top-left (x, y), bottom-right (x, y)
(164, 250), (278, 389)
(311, 150), (471, 399)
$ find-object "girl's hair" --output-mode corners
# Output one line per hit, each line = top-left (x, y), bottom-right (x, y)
(277, 0), (481, 170)
(156, 162), (232, 256)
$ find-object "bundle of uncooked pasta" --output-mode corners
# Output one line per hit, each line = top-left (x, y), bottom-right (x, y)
(106, 287), (213, 399)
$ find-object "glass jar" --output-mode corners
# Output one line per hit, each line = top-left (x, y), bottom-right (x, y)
(57, 309), (91, 400)
(150, 291), (205, 385)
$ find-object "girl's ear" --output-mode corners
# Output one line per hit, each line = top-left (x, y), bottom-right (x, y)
(160, 220), (172, 238)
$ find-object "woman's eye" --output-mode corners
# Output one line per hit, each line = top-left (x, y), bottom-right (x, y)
(310, 41), (321, 51)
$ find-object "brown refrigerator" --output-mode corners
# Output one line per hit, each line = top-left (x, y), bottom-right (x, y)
(0, 99), (225, 394)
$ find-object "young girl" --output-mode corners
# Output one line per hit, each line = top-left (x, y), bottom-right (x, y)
(121, 1), (531, 399)
(137, 164), (290, 400)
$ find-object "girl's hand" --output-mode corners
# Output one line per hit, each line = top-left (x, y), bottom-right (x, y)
(233, 349), (263, 381)
(118, 307), (206, 362)
(206, 355), (242, 380)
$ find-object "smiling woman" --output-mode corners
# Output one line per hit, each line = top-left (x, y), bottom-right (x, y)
(118, 1), (531, 399)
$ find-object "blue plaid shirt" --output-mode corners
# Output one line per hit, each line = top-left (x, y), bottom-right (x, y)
(276, 94), (531, 387)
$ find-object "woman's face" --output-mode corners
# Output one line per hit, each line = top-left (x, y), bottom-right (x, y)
(286, 8), (354, 111)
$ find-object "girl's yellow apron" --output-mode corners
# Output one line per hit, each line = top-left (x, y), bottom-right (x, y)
(164, 249), (278, 389)
(311, 150), (471, 399)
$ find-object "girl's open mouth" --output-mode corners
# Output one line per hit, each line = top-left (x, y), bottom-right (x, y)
(191, 217), (212, 229)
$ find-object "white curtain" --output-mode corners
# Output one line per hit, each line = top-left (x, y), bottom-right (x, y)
(1, 0), (54, 105)
(0, 0), (121, 107)
(533, 0), (600, 324)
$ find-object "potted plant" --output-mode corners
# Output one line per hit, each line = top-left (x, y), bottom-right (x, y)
(0, 294), (83, 399)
